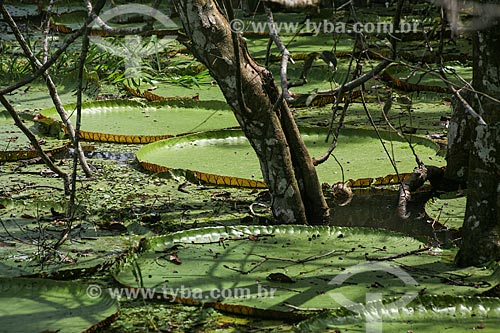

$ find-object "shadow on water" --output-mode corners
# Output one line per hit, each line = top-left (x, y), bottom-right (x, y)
(329, 188), (459, 244)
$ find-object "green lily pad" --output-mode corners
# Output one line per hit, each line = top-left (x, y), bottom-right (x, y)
(136, 127), (445, 186)
(113, 225), (499, 319)
(298, 294), (500, 332)
(38, 99), (239, 143)
(0, 277), (118, 333)
(425, 192), (466, 230)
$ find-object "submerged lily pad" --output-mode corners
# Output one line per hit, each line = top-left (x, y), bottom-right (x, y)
(0, 277), (118, 333)
(113, 225), (499, 319)
(136, 127), (445, 186)
(38, 99), (239, 143)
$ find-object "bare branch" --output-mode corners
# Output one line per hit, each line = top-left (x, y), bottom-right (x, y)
(265, 6), (294, 102)
(317, 58), (392, 99)
(360, 87), (402, 181)
(451, 86), (487, 126)
(432, 8), (487, 126)
(41, 0), (55, 64)
(86, 4), (153, 35)
(313, 95), (350, 166)
(0, 4), (95, 177)
(0, 24), (85, 95)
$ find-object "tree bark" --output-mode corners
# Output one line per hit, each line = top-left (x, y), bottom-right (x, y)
(444, 89), (473, 185)
(172, 0), (329, 224)
(455, 1), (500, 266)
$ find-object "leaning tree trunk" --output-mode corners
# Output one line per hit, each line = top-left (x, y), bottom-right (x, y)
(455, 1), (500, 266)
(172, 0), (329, 224)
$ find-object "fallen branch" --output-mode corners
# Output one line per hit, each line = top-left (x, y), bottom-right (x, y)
(365, 246), (431, 261)
(253, 249), (350, 264)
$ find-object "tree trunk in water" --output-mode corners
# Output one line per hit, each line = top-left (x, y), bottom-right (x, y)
(172, 0), (329, 224)
(444, 89), (472, 185)
(455, 3), (500, 266)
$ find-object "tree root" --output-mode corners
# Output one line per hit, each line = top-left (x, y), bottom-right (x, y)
(397, 164), (445, 219)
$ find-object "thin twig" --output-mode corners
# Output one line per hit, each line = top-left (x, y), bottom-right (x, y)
(360, 87), (402, 180)
(249, 202), (269, 216)
(176, 234), (275, 245)
(390, 0), (405, 59)
(326, 47), (357, 142)
(223, 257), (267, 275)
(449, 86), (486, 125)
(0, 19), (89, 95)
(323, 58), (392, 141)
(0, 219), (33, 245)
(366, 246), (431, 261)
(0, 5), (94, 177)
(378, 92), (423, 166)
(313, 93), (350, 166)
(253, 249), (346, 264)
(264, 37), (273, 67)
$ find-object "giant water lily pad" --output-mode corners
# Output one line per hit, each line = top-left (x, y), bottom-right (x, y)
(298, 294), (500, 332)
(0, 277), (118, 332)
(136, 127), (445, 186)
(38, 99), (239, 143)
(113, 225), (499, 319)
(425, 192), (466, 230)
